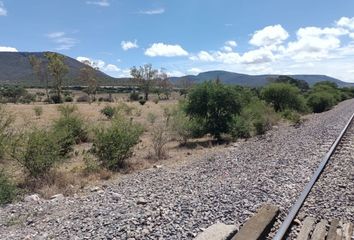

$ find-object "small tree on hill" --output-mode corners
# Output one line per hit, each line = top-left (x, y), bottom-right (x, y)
(130, 64), (158, 100)
(45, 52), (68, 103)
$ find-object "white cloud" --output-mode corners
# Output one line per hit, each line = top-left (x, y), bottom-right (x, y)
(336, 17), (354, 30)
(215, 51), (241, 64)
(139, 8), (165, 15)
(47, 32), (78, 50)
(249, 25), (289, 47)
(225, 40), (237, 47)
(350, 33), (354, 39)
(121, 40), (138, 51)
(190, 51), (215, 62)
(0, 46), (18, 52)
(0, 1), (7, 16)
(86, 0), (110, 7)
(285, 26), (347, 61)
(145, 43), (188, 57)
(166, 70), (184, 77)
(76, 56), (120, 73)
(240, 47), (275, 64)
(188, 68), (202, 75)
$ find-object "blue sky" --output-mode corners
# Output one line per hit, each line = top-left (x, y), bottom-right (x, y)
(1, 0), (354, 82)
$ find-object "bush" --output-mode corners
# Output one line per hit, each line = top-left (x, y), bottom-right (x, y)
(98, 96), (113, 102)
(50, 95), (62, 104)
(77, 95), (90, 103)
(153, 98), (159, 104)
(57, 104), (78, 117)
(53, 115), (88, 144)
(307, 91), (337, 113)
(100, 105), (115, 119)
(139, 99), (147, 105)
(53, 127), (76, 156)
(11, 129), (62, 179)
(0, 170), (17, 205)
(261, 83), (306, 112)
(229, 101), (278, 139)
(168, 106), (200, 144)
(129, 92), (140, 101)
(64, 96), (73, 102)
(33, 106), (43, 118)
(0, 106), (13, 159)
(92, 116), (143, 170)
(185, 81), (242, 140)
(147, 112), (157, 125)
(281, 109), (302, 125)
(19, 93), (36, 104)
(151, 124), (169, 159)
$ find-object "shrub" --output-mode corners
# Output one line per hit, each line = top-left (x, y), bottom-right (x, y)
(229, 101), (278, 139)
(100, 105), (116, 119)
(307, 91), (337, 113)
(77, 95), (90, 103)
(139, 99), (147, 105)
(151, 124), (169, 160)
(169, 106), (199, 145)
(64, 96), (73, 102)
(57, 104), (78, 117)
(0, 106), (13, 159)
(33, 106), (43, 118)
(50, 95), (62, 104)
(11, 129), (62, 179)
(92, 116), (143, 170)
(129, 92), (140, 101)
(19, 93), (36, 104)
(83, 153), (101, 174)
(98, 96), (113, 102)
(147, 112), (157, 125)
(116, 102), (135, 116)
(185, 81), (242, 140)
(261, 83), (306, 112)
(53, 127), (76, 156)
(229, 115), (252, 139)
(281, 109), (302, 125)
(53, 115), (88, 144)
(153, 98), (159, 104)
(0, 170), (17, 205)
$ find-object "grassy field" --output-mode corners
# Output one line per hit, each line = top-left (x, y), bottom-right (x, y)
(0, 92), (226, 199)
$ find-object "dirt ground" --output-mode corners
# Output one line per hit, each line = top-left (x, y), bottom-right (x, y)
(1, 92), (229, 198)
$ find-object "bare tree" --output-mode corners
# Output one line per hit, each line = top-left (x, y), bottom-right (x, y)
(156, 70), (173, 100)
(45, 52), (69, 103)
(29, 55), (49, 100)
(80, 60), (99, 102)
(130, 64), (158, 100)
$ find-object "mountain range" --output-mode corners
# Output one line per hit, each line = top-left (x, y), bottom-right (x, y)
(0, 52), (353, 87)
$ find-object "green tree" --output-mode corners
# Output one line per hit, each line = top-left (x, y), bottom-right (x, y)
(185, 81), (242, 140)
(130, 64), (158, 100)
(29, 55), (50, 100)
(45, 52), (69, 103)
(261, 83), (306, 112)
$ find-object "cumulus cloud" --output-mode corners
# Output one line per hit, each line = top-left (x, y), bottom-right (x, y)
(0, 1), (7, 16)
(190, 51), (215, 61)
(249, 25), (289, 47)
(0, 46), (18, 52)
(285, 26), (347, 61)
(121, 40), (138, 51)
(221, 40), (237, 52)
(145, 43), (188, 57)
(139, 8), (165, 15)
(240, 48), (275, 64)
(86, 0), (110, 7)
(76, 56), (120, 73)
(336, 17), (354, 30)
(47, 32), (78, 50)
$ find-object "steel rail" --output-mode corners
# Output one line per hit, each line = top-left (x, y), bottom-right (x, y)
(273, 112), (354, 240)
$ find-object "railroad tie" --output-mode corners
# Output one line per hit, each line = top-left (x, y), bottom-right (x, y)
(310, 219), (327, 240)
(296, 217), (316, 240)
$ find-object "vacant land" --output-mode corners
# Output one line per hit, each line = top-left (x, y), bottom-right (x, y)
(1, 94), (226, 198)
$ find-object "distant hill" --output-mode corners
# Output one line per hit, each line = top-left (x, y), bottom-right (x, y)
(1, 53), (353, 88)
(171, 70), (354, 87)
(0, 52), (128, 86)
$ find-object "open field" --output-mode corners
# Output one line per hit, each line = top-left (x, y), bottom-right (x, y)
(0, 94), (227, 198)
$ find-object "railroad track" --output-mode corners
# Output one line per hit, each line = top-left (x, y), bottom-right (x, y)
(272, 112), (354, 240)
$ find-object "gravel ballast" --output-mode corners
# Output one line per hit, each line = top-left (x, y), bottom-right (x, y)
(1, 99), (354, 240)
